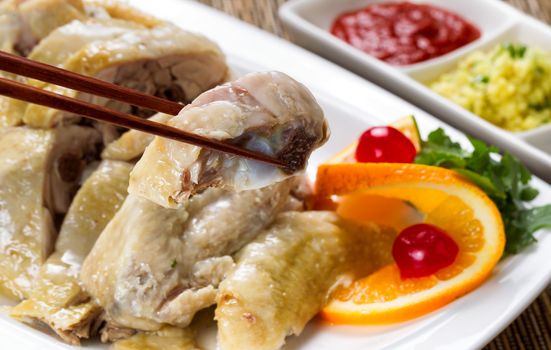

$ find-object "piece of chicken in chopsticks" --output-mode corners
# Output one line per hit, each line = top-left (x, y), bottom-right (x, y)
(0, 126), (100, 301)
(1, 17), (146, 127)
(129, 71), (328, 208)
(22, 24), (228, 136)
(80, 178), (297, 334)
(215, 211), (397, 350)
(10, 160), (132, 345)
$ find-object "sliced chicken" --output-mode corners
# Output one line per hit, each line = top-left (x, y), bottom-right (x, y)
(80, 179), (296, 331)
(0, 126), (100, 300)
(215, 211), (396, 350)
(0, 0), (22, 127)
(0, 72), (26, 127)
(111, 307), (215, 349)
(23, 24), (228, 138)
(113, 327), (199, 350)
(0, 2), (168, 128)
(0, 0), (159, 57)
(0, 0), (20, 53)
(10, 160), (132, 345)
(83, 0), (162, 28)
(14, 0), (88, 55)
(100, 322), (138, 343)
(28, 18), (144, 66)
(129, 71), (328, 208)
(0, 0), (91, 127)
(1, 18), (145, 127)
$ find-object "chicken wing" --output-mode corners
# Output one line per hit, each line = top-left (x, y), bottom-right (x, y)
(10, 160), (132, 344)
(129, 71), (328, 208)
(0, 126), (100, 300)
(80, 179), (296, 332)
(215, 211), (397, 350)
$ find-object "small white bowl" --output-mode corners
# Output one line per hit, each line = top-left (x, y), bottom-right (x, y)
(280, 0), (551, 180)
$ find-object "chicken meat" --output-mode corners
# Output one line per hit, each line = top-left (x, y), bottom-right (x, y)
(0, 0), (159, 56)
(0, 126), (100, 300)
(129, 71), (328, 208)
(112, 327), (199, 350)
(216, 211), (397, 350)
(1, 18), (145, 127)
(0, 0), (87, 56)
(80, 178), (297, 332)
(22, 24), (227, 133)
(83, 0), (162, 28)
(10, 160), (133, 344)
(28, 18), (144, 67)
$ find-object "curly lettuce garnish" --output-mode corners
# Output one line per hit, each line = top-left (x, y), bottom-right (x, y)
(415, 128), (551, 255)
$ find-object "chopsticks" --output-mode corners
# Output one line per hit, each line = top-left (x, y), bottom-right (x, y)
(0, 51), (285, 167)
(0, 51), (183, 116)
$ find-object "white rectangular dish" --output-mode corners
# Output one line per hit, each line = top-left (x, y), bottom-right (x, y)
(2, 1), (551, 350)
(280, 0), (551, 183)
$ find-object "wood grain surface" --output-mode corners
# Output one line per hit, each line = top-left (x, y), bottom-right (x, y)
(194, 0), (551, 349)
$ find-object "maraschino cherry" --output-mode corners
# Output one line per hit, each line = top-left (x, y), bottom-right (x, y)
(355, 126), (416, 163)
(392, 223), (459, 278)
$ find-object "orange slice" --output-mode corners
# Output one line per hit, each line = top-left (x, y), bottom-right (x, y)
(315, 163), (505, 324)
(329, 115), (421, 164)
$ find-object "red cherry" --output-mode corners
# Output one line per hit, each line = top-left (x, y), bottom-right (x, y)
(355, 126), (416, 163)
(392, 223), (459, 279)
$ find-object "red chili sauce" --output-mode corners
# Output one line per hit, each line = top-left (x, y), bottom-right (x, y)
(330, 2), (481, 65)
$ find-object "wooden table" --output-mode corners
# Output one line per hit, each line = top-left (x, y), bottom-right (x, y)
(195, 1), (551, 349)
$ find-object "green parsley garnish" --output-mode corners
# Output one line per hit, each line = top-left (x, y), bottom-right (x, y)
(472, 75), (489, 84)
(529, 98), (551, 112)
(501, 42), (527, 59)
(171, 259), (177, 268)
(415, 128), (551, 255)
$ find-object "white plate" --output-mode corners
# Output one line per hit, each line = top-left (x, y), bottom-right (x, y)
(280, 0), (551, 183)
(2, 1), (551, 349)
